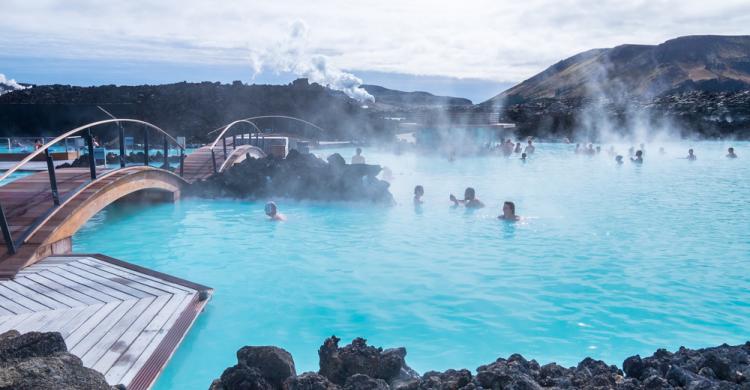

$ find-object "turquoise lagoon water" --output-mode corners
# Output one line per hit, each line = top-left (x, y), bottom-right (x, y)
(73, 142), (750, 389)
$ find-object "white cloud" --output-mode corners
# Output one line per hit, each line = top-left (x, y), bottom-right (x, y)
(1, 0), (749, 84)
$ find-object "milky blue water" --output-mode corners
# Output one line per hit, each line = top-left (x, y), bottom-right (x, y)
(72, 142), (750, 389)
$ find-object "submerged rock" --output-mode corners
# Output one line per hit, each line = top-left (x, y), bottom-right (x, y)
(187, 150), (394, 204)
(0, 330), (113, 390)
(212, 338), (750, 390)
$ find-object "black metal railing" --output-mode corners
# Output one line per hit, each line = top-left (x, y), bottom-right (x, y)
(0, 119), (185, 255)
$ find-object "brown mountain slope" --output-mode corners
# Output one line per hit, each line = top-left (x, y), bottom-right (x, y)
(482, 35), (750, 106)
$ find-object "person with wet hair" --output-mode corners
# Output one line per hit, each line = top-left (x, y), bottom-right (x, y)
(498, 201), (521, 221)
(450, 187), (484, 209)
(686, 149), (697, 161)
(414, 185), (424, 205)
(727, 147), (737, 158)
(264, 201), (286, 221)
(521, 152), (527, 162)
(615, 155), (624, 165)
(631, 150), (643, 164)
(351, 147), (365, 164)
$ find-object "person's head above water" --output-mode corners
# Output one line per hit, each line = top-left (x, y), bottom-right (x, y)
(688, 149), (694, 155)
(636, 150), (643, 157)
(500, 201), (520, 221)
(616, 155), (623, 163)
(727, 147), (737, 157)
(264, 201), (277, 217)
(414, 185), (424, 197)
(355, 147), (362, 156)
(521, 153), (527, 160)
(464, 187), (476, 200)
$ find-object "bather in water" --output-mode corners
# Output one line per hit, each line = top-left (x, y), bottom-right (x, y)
(265, 201), (286, 221)
(414, 185), (424, 205)
(615, 155), (624, 165)
(727, 147), (737, 158)
(498, 201), (521, 222)
(450, 187), (485, 209)
(686, 149), (697, 161)
(631, 150), (643, 164)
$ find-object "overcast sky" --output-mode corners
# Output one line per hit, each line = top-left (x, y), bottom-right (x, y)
(1, 0), (749, 102)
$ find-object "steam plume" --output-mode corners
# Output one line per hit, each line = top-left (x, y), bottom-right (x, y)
(250, 20), (374, 102)
(0, 73), (28, 95)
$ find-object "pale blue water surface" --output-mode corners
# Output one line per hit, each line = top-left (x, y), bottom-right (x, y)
(73, 142), (750, 389)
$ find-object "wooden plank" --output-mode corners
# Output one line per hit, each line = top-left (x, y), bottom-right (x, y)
(65, 300), (127, 350)
(70, 299), (138, 359)
(70, 262), (177, 297)
(105, 293), (193, 385)
(56, 265), (150, 300)
(80, 296), (156, 367)
(0, 312), (35, 333)
(13, 276), (87, 308)
(0, 288), (33, 314)
(23, 272), (106, 305)
(0, 284), (53, 311)
(57, 303), (107, 339)
(79, 258), (194, 294)
(36, 268), (123, 303)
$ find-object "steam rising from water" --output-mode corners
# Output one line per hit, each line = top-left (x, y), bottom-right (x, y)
(0, 73), (28, 95)
(250, 20), (374, 102)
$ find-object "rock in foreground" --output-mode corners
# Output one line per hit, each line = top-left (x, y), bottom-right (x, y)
(211, 336), (750, 390)
(187, 151), (394, 204)
(0, 330), (113, 390)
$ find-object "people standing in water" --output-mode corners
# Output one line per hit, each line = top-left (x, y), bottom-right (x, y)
(413, 185), (424, 205)
(264, 201), (286, 221)
(727, 147), (737, 158)
(631, 150), (643, 164)
(687, 149), (697, 161)
(351, 148), (365, 164)
(525, 139), (535, 154)
(498, 201), (521, 221)
(450, 187), (484, 209)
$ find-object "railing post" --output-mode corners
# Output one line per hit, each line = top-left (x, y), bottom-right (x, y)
(85, 130), (96, 180)
(119, 123), (126, 168)
(0, 202), (15, 255)
(211, 149), (218, 173)
(232, 135), (236, 149)
(222, 138), (228, 160)
(163, 135), (169, 169)
(44, 149), (60, 206)
(143, 126), (149, 166)
(179, 148), (184, 177)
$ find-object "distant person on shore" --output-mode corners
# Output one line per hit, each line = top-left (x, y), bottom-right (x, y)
(525, 139), (535, 154)
(615, 155), (624, 165)
(264, 201), (286, 221)
(498, 201), (521, 221)
(727, 147), (737, 158)
(450, 187), (485, 209)
(34, 139), (43, 150)
(631, 150), (643, 164)
(514, 143), (522, 153)
(521, 152), (527, 162)
(414, 185), (424, 205)
(351, 148), (365, 164)
(686, 149), (697, 161)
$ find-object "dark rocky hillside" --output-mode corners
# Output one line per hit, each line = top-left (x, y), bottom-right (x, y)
(362, 84), (472, 108)
(0, 79), (395, 142)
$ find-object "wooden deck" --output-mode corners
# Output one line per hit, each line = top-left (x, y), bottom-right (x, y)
(182, 140), (265, 182)
(0, 254), (211, 389)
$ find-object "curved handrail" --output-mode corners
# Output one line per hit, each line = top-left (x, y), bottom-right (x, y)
(208, 119), (263, 150)
(218, 145), (265, 173)
(207, 115), (329, 151)
(0, 119), (184, 183)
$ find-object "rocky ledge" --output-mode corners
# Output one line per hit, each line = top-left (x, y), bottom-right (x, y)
(210, 336), (750, 390)
(187, 150), (394, 204)
(0, 330), (116, 389)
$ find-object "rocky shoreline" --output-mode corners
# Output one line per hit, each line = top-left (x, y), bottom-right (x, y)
(210, 336), (750, 390)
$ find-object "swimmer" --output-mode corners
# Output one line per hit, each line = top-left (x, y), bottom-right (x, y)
(727, 147), (737, 158)
(521, 152), (527, 161)
(615, 155), (624, 165)
(264, 201), (286, 221)
(525, 139), (535, 154)
(34, 139), (43, 150)
(686, 149), (696, 161)
(450, 187), (485, 209)
(514, 142), (522, 153)
(631, 150), (643, 164)
(351, 147), (365, 164)
(498, 201), (521, 221)
(414, 185), (424, 205)
(595, 146), (601, 154)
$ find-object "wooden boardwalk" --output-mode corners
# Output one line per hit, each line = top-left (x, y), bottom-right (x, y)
(182, 141), (265, 182)
(0, 254), (211, 389)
